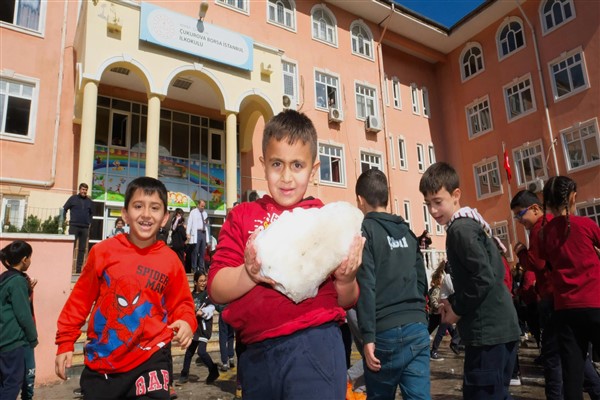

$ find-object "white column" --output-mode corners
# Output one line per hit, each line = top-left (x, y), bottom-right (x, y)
(225, 112), (238, 209)
(145, 94), (162, 178)
(77, 80), (99, 187)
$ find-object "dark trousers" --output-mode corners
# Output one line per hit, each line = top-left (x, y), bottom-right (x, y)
(181, 340), (215, 376)
(218, 316), (235, 365)
(69, 225), (89, 273)
(0, 345), (25, 400)
(192, 230), (207, 273)
(431, 322), (458, 353)
(21, 345), (35, 400)
(463, 341), (517, 400)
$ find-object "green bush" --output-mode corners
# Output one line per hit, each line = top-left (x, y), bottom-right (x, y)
(20, 215), (41, 233)
(41, 215), (66, 234)
(4, 223), (19, 233)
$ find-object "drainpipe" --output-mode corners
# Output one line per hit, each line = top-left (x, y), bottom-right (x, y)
(515, 1), (559, 176)
(0, 0), (68, 188)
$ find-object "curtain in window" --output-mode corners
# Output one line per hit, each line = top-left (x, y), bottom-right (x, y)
(17, 0), (40, 31)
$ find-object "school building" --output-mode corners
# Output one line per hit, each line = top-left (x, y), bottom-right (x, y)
(1, 0), (599, 259)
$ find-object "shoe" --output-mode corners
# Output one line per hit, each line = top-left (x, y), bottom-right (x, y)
(449, 343), (461, 355)
(73, 388), (83, 398)
(510, 377), (522, 386)
(169, 385), (178, 399)
(219, 363), (229, 372)
(206, 365), (220, 384)
(178, 374), (189, 384)
(430, 352), (444, 361)
(229, 357), (235, 368)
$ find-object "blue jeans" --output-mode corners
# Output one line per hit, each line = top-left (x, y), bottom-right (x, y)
(363, 322), (431, 400)
(463, 341), (517, 400)
(218, 316), (235, 365)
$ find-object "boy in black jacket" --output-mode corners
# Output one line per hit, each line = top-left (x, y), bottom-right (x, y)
(355, 169), (430, 400)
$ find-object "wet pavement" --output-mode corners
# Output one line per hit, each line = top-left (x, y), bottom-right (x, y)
(34, 336), (547, 399)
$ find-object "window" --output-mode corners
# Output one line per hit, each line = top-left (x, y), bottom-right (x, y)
(1, 197), (26, 231)
(398, 138), (407, 170)
(311, 6), (337, 46)
(355, 83), (377, 120)
(435, 222), (444, 235)
(461, 43), (485, 81)
(267, 0), (295, 30)
(497, 18), (525, 59)
(0, 0), (42, 32)
(282, 61), (298, 107)
(392, 78), (401, 109)
(504, 75), (536, 121)
(403, 200), (411, 227)
(423, 204), (432, 233)
(549, 49), (588, 101)
(411, 84), (420, 114)
(416, 144), (425, 172)
(350, 21), (373, 59)
(492, 223), (512, 261)
(577, 200), (600, 226)
(360, 151), (382, 173)
(427, 144), (436, 166)
(0, 77), (37, 141)
(422, 87), (430, 118)
(315, 71), (340, 110)
(513, 141), (547, 186)
(217, 0), (248, 13)
(109, 111), (130, 148)
(541, 0), (575, 34)
(383, 75), (389, 106)
(561, 118), (600, 171)
(466, 96), (493, 138)
(388, 136), (395, 169)
(474, 158), (502, 198)
(319, 143), (345, 185)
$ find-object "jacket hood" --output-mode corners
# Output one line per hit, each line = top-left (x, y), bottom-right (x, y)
(0, 268), (23, 287)
(364, 211), (410, 236)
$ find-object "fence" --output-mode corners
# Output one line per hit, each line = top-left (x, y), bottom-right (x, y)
(1, 206), (65, 234)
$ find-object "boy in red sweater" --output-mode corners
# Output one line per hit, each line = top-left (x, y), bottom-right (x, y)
(55, 177), (197, 399)
(208, 109), (365, 400)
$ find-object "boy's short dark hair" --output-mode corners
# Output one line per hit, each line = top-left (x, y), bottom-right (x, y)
(262, 109), (318, 162)
(419, 162), (459, 196)
(124, 177), (168, 212)
(355, 168), (388, 208)
(510, 190), (541, 209)
(79, 183), (89, 190)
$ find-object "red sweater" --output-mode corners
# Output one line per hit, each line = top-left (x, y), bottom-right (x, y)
(208, 196), (346, 345)
(541, 215), (600, 310)
(517, 215), (554, 300)
(56, 235), (197, 373)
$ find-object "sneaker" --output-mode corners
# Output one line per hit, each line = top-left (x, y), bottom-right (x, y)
(449, 343), (461, 355)
(178, 374), (189, 384)
(206, 365), (220, 385)
(229, 357), (236, 368)
(169, 385), (178, 399)
(73, 388), (83, 398)
(510, 377), (522, 386)
(430, 352), (444, 361)
(219, 363), (229, 372)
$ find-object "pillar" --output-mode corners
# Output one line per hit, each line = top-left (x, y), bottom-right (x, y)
(77, 80), (99, 187)
(225, 112), (238, 209)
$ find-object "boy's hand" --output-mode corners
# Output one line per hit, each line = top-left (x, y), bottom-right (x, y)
(333, 235), (366, 283)
(514, 242), (526, 255)
(169, 320), (193, 349)
(440, 299), (460, 324)
(244, 231), (276, 287)
(363, 342), (381, 372)
(55, 351), (73, 380)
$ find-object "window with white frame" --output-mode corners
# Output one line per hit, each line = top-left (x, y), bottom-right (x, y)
(217, 0), (248, 13)
(435, 222), (444, 235)
(422, 87), (430, 118)
(403, 200), (411, 227)
(267, 0), (295, 30)
(474, 158), (502, 198)
(388, 135), (395, 168)
(315, 71), (340, 110)
(392, 78), (401, 109)
(411, 84), (420, 114)
(513, 141), (547, 186)
(1, 197), (26, 230)
(461, 43), (485, 81)
(427, 144), (436, 166)
(398, 138), (408, 170)
(311, 6), (337, 45)
(422, 203), (432, 233)
(497, 18), (525, 59)
(466, 96), (493, 138)
(319, 143), (345, 185)
(355, 83), (377, 120)
(383, 75), (389, 106)
(360, 151), (382, 173)
(561, 118), (600, 170)
(549, 49), (588, 101)
(282, 61), (298, 107)
(504, 75), (536, 121)
(416, 143), (425, 172)
(577, 200), (600, 226)
(541, 0), (575, 34)
(0, 0), (43, 32)
(350, 21), (373, 59)
(492, 223), (513, 261)
(1, 77), (37, 140)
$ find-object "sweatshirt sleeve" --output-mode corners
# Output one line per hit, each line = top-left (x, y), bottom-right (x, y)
(11, 278), (38, 346)
(517, 222), (547, 272)
(356, 227), (377, 345)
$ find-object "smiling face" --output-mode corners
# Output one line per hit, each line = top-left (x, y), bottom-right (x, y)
(423, 187), (461, 226)
(260, 138), (319, 208)
(121, 188), (169, 248)
(196, 274), (207, 292)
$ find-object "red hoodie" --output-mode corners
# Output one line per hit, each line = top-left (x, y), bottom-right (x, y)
(55, 234), (197, 374)
(517, 215), (554, 300)
(208, 196), (346, 345)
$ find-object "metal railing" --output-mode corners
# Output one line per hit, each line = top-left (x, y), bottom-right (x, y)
(1, 207), (65, 234)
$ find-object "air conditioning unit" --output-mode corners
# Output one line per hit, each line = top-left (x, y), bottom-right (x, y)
(245, 190), (266, 202)
(527, 178), (545, 193)
(282, 94), (293, 109)
(328, 107), (342, 123)
(365, 115), (382, 132)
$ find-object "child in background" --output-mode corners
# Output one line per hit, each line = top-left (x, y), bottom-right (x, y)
(55, 177), (197, 400)
(179, 271), (219, 385)
(0, 240), (38, 400)
(420, 162), (520, 400)
(208, 109), (365, 400)
(541, 176), (600, 400)
(110, 217), (126, 237)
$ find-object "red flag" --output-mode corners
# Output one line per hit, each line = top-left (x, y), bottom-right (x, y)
(503, 149), (512, 182)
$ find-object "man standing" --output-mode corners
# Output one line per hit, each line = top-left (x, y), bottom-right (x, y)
(187, 199), (208, 273)
(63, 183), (93, 273)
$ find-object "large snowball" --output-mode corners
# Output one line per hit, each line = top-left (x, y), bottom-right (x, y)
(255, 201), (364, 303)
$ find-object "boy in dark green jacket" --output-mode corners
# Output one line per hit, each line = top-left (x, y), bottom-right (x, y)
(355, 169), (430, 400)
(419, 162), (520, 400)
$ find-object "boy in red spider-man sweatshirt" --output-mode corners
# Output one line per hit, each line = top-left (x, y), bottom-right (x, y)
(55, 177), (197, 400)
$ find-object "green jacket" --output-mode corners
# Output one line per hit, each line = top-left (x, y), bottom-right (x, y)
(446, 218), (520, 346)
(0, 269), (38, 352)
(356, 212), (428, 345)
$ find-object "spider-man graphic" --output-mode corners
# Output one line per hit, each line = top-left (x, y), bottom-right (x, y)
(86, 272), (155, 369)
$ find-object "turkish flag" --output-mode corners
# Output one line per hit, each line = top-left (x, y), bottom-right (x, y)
(503, 149), (512, 182)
